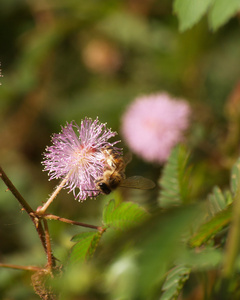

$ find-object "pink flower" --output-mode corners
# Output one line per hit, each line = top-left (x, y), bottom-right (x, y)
(121, 93), (191, 163)
(42, 117), (120, 201)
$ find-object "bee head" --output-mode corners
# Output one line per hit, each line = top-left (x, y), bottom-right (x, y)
(96, 181), (111, 195)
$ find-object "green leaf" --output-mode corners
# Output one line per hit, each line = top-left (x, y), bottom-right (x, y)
(207, 186), (229, 217)
(230, 158), (240, 195)
(173, 0), (212, 32)
(209, 0), (240, 31)
(190, 205), (232, 247)
(71, 231), (96, 242)
(158, 145), (191, 208)
(70, 231), (102, 263)
(136, 204), (203, 298)
(102, 199), (116, 226)
(103, 199), (148, 230)
(160, 265), (191, 300)
(177, 247), (223, 269)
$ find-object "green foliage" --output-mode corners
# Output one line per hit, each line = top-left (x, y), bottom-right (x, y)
(174, 0), (240, 31)
(135, 204), (203, 299)
(159, 145), (191, 208)
(209, 0), (240, 31)
(173, 0), (212, 32)
(70, 231), (102, 263)
(69, 199), (148, 263)
(207, 186), (232, 217)
(102, 199), (148, 230)
(161, 246), (223, 300)
(2, 0), (240, 299)
(190, 205), (232, 247)
(189, 156), (240, 247)
(157, 150), (240, 298)
(178, 246), (224, 270)
(102, 198), (116, 225)
(160, 265), (191, 300)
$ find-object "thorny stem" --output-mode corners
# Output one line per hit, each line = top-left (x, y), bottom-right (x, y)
(43, 219), (55, 271)
(43, 214), (104, 232)
(0, 166), (33, 214)
(0, 165), (47, 254)
(37, 170), (73, 215)
(0, 166), (105, 275)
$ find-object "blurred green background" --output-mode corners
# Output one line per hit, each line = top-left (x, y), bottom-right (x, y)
(1, 0), (240, 299)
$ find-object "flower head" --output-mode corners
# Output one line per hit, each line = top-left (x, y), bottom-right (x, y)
(121, 93), (191, 163)
(42, 117), (120, 201)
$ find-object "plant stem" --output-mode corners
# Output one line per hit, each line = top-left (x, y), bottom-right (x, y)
(43, 219), (55, 271)
(0, 165), (33, 214)
(0, 263), (41, 272)
(43, 214), (103, 231)
(0, 165), (47, 254)
(37, 171), (72, 214)
(222, 186), (240, 277)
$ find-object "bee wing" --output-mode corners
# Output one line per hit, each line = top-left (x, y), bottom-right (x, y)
(123, 152), (132, 166)
(120, 176), (156, 190)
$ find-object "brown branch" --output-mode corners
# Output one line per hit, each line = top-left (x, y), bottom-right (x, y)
(43, 214), (103, 231)
(0, 263), (42, 272)
(0, 166), (33, 214)
(43, 219), (56, 271)
(0, 165), (47, 253)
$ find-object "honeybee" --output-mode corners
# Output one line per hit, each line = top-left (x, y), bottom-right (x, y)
(95, 146), (155, 195)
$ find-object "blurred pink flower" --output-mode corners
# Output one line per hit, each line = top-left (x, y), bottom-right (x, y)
(42, 117), (120, 201)
(121, 93), (191, 163)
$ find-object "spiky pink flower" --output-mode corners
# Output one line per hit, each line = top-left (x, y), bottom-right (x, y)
(121, 93), (191, 163)
(42, 117), (120, 201)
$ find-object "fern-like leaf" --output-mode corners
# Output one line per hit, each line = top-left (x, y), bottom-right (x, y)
(190, 205), (232, 247)
(207, 186), (232, 218)
(160, 265), (191, 300)
(158, 145), (191, 208)
(103, 199), (148, 230)
(190, 160), (236, 247)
